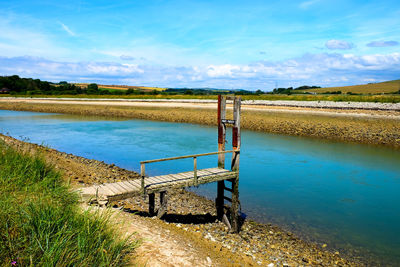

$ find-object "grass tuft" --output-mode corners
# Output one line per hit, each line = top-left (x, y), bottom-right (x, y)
(0, 142), (138, 266)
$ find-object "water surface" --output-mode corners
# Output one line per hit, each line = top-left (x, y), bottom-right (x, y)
(1, 110), (400, 264)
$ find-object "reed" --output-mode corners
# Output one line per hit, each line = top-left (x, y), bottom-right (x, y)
(0, 141), (138, 266)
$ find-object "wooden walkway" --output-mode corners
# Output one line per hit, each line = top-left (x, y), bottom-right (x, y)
(79, 150), (238, 204)
(79, 95), (242, 232)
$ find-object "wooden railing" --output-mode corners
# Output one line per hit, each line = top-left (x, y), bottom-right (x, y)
(140, 150), (240, 192)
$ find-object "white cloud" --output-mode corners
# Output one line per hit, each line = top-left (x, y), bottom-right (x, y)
(325, 40), (354, 50)
(1, 53), (399, 90)
(367, 41), (399, 47)
(120, 55), (135, 60)
(206, 64), (241, 77)
(59, 22), (76, 37)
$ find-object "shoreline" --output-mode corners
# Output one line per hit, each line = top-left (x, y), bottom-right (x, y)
(0, 134), (369, 266)
(2, 96), (400, 111)
(0, 99), (399, 149)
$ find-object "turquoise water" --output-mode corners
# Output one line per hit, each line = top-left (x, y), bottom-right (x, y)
(1, 110), (400, 264)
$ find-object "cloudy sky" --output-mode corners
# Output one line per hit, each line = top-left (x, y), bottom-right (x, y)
(0, 0), (399, 90)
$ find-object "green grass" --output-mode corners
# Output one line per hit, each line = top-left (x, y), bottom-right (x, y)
(0, 141), (138, 266)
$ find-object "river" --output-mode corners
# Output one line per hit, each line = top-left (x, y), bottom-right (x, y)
(1, 109), (399, 265)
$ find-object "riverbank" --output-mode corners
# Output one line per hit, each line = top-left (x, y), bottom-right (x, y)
(0, 134), (367, 266)
(0, 136), (137, 266)
(0, 99), (399, 149)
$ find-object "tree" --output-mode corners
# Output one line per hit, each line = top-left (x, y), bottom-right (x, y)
(87, 83), (98, 91)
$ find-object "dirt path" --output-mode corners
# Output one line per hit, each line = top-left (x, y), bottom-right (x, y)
(109, 208), (216, 267)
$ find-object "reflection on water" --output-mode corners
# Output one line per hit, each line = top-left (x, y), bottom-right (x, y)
(1, 109), (400, 265)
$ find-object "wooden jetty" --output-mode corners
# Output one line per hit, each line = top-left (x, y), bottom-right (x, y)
(79, 95), (242, 231)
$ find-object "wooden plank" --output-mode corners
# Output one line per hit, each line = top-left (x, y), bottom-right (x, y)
(125, 181), (141, 191)
(197, 170), (213, 177)
(202, 168), (220, 174)
(104, 183), (122, 195)
(97, 185), (116, 196)
(125, 180), (141, 189)
(209, 167), (230, 174)
(114, 181), (132, 192)
(148, 175), (169, 184)
(112, 182), (129, 193)
(175, 172), (193, 178)
(201, 169), (220, 176)
(118, 181), (137, 191)
(141, 150), (238, 164)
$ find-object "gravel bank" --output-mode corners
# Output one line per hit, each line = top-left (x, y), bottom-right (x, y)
(2, 97), (400, 111)
(1, 134), (368, 266)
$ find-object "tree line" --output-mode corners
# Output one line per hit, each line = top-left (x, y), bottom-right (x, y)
(0, 75), (101, 95)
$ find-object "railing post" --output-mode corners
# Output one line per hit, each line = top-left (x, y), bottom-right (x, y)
(193, 156), (198, 186)
(217, 95), (227, 220)
(141, 162), (145, 195)
(231, 96), (241, 233)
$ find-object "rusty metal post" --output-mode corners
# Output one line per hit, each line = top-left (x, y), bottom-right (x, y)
(216, 95), (226, 220)
(230, 96), (241, 232)
(217, 95), (227, 168)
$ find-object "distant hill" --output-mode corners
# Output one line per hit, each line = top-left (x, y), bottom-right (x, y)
(302, 80), (400, 94)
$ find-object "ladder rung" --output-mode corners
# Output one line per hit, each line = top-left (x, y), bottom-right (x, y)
(223, 196), (232, 202)
(224, 186), (233, 192)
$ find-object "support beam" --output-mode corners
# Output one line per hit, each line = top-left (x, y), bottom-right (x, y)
(216, 180), (225, 220)
(157, 191), (168, 218)
(230, 176), (239, 232)
(230, 97), (241, 233)
(149, 193), (155, 216)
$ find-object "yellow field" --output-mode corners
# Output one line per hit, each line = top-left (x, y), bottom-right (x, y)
(73, 83), (167, 91)
(303, 80), (400, 94)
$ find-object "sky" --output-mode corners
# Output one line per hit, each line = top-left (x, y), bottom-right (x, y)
(0, 0), (399, 90)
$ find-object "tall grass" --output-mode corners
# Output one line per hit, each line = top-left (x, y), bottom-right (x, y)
(0, 142), (138, 266)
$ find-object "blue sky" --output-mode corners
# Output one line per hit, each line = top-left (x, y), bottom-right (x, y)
(0, 0), (399, 90)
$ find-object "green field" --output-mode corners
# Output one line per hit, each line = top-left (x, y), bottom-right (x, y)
(303, 80), (400, 94)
